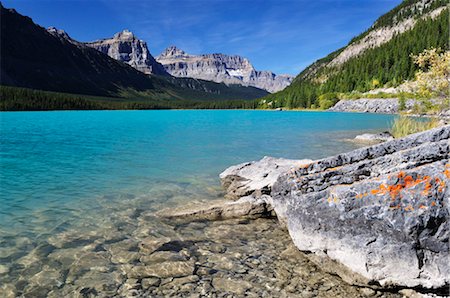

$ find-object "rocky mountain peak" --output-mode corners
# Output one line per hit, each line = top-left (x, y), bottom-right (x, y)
(47, 26), (80, 45)
(158, 46), (188, 59)
(113, 29), (136, 41)
(156, 48), (293, 93)
(85, 30), (168, 76)
(47, 26), (69, 38)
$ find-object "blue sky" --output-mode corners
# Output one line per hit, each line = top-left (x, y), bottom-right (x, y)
(4, 0), (402, 75)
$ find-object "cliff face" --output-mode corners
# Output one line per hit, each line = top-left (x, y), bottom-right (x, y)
(85, 30), (168, 76)
(156, 46), (293, 93)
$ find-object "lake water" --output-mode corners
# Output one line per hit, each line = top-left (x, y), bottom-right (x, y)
(0, 110), (396, 296)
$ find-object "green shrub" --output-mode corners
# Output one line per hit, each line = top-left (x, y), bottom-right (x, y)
(398, 95), (407, 111)
(318, 92), (339, 109)
(391, 116), (439, 138)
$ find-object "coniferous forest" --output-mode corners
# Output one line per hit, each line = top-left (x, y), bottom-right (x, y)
(0, 86), (259, 111)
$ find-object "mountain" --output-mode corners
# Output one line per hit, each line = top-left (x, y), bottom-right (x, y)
(156, 46), (293, 93)
(0, 4), (162, 97)
(263, 0), (449, 109)
(85, 30), (168, 76)
(82, 29), (289, 93)
(0, 4), (267, 110)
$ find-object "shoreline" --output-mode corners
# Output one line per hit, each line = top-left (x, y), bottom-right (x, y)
(162, 125), (450, 296)
(1, 112), (447, 297)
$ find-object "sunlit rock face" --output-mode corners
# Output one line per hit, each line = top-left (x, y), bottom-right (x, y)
(156, 46), (293, 93)
(85, 30), (168, 76)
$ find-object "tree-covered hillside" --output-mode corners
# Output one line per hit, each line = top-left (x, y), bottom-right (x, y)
(262, 1), (449, 109)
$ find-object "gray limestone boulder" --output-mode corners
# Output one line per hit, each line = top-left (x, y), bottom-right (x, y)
(219, 126), (449, 291)
(271, 125), (450, 289)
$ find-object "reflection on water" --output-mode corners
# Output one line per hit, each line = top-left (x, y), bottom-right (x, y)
(0, 110), (397, 296)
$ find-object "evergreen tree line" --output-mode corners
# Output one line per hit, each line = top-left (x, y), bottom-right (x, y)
(263, 9), (449, 109)
(0, 86), (259, 111)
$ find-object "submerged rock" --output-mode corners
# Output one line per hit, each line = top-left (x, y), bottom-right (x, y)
(212, 277), (253, 295)
(222, 125), (450, 291)
(157, 196), (273, 221)
(126, 261), (195, 279)
(354, 131), (394, 143)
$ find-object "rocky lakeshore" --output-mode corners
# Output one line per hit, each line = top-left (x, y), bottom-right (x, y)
(2, 126), (447, 297)
(329, 98), (415, 114)
(166, 125), (450, 296)
(329, 98), (450, 120)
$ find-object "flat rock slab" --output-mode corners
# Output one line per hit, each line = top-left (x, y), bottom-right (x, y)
(157, 196), (273, 221)
(220, 156), (312, 200)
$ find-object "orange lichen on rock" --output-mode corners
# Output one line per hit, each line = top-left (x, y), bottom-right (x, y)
(404, 205), (414, 211)
(444, 169), (450, 179)
(422, 181), (433, 195)
(388, 184), (403, 200)
(404, 175), (415, 187)
(371, 189), (380, 195)
(369, 174), (433, 202)
(438, 181), (446, 192)
(364, 170), (446, 211)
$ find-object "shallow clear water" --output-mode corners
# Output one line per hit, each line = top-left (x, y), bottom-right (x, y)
(0, 110), (396, 296)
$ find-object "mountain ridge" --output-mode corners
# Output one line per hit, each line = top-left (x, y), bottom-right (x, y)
(156, 46), (293, 93)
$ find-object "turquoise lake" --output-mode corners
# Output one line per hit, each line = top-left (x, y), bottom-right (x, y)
(0, 110), (396, 292)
